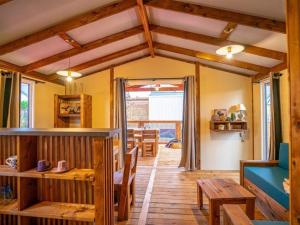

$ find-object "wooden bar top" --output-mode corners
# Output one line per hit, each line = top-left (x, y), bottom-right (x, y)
(0, 128), (119, 137)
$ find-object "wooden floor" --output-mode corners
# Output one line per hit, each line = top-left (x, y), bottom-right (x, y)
(117, 146), (265, 225)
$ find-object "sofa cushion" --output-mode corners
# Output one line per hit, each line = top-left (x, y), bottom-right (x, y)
(279, 143), (289, 170)
(252, 221), (289, 225)
(244, 166), (289, 209)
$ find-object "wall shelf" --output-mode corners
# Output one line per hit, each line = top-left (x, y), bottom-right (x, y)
(54, 94), (92, 128)
(210, 121), (247, 132)
(0, 129), (117, 225)
(19, 201), (95, 222)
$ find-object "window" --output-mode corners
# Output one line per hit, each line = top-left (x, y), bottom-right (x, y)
(261, 81), (271, 160)
(20, 79), (34, 128)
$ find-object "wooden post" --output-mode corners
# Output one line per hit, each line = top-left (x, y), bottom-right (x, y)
(195, 62), (201, 169)
(286, 0), (300, 223)
(110, 67), (115, 128)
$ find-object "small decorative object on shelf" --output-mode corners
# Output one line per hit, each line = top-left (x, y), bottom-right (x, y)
(5, 155), (17, 169)
(210, 105), (247, 135)
(212, 109), (228, 121)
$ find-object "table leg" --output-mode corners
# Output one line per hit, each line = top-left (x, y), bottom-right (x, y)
(209, 200), (220, 225)
(197, 184), (203, 209)
(245, 199), (255, 220)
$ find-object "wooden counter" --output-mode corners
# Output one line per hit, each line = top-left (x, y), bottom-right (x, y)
(0, 128), (119, 225)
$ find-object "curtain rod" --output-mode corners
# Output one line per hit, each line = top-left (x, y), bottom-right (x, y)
(120, 77), (186, 81)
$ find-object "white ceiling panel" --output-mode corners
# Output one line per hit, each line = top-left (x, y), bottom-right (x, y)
(156, 49), (257, 76)
(36, 34), (145, 75)
(232, 52), (281, 68)
(0, 36), (72, 66)
(229, 25), (287, 52)
(148, 7), (227, 38)
(154, 33), (219, 54)
(177, 0), (285, 21)
(78, 50), (149, 75)
(67, 8), (140, 45)
(0, 0), (117, 45)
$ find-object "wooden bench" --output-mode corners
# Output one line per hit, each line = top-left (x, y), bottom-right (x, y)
(197, 178), (256, 225)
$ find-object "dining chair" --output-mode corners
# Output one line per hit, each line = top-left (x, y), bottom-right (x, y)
(127, 129), (135, 150)
(114, 145), (138, 221)
(142, 130), (159, 157)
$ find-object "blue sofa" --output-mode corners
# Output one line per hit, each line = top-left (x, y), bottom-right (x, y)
(240, 143), (289, 220)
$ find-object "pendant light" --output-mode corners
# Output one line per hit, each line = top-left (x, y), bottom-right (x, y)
(56, 58), (82, 82)
(216, 45), (245, 59)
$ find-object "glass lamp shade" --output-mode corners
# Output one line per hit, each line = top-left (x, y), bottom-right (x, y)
(56, 70), (82, 78)
(235, 104), (247, 111)
(216, 45), (245, 57)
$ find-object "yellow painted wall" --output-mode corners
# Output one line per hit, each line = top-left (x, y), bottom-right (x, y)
(252, 69), (290, 159)
(34, 82), (65, 128)
(75, 56), (253, 170)
(200, 67), (253, 170)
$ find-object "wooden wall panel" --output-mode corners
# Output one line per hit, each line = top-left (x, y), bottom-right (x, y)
(0, 136), (18, 225)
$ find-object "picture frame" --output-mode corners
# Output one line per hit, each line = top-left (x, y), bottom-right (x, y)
(213, 109), (228, 121)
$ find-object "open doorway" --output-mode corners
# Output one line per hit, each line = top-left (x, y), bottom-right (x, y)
(125, 79), (184, 166)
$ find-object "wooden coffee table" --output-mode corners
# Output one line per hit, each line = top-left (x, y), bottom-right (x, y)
(197, 178), (256, 225)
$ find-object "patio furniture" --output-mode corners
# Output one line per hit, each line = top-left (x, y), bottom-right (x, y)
(142, 129), (159, 157)
(197, 178), (256, 225)
(114, 146), (138, 221)
(127, 129), (135, 150)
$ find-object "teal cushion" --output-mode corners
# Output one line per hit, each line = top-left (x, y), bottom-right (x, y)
(244, 166), (289, 209)
(252, 221), (289, 225)
(279, 143), (289, 170)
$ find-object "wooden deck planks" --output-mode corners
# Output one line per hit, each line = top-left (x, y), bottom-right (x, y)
(117, 147), (265, 225)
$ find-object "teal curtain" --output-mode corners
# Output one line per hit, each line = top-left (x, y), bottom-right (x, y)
(269, 73), (282, 160)
(0, 71), (21, 128)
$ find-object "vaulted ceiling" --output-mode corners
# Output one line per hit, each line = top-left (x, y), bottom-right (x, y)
(0, 0), (287, 85)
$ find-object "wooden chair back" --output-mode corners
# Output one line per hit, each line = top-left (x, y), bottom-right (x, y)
(142, 129), (159, 141)
(127, 129), (135, 149)
(127, 129), (134, 139)
(122, 146), (138, 187)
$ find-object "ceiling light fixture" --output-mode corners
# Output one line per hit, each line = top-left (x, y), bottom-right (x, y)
(216, 45), (244, 59)
(56, 58), (81, 82)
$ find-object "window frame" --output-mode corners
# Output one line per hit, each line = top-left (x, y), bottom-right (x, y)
(260, 79), (271, 160)
(20, 78), (35, 128)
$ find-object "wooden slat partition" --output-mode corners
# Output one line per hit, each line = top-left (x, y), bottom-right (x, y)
(0, 136), (18, 225)
(0, 128), (117, 225)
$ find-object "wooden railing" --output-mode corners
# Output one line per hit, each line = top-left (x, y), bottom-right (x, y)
(127, 120), (182, 142)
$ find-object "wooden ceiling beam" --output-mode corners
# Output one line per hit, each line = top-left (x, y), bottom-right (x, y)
(48, 43), (148, 81)
(150, 25), (287, 61)
(0, 59), (64, 85)
(219, 22), (238, 40)
(58, 32), (81, 48)
(0, 0), (12, 6)
(252, 62), (287, 82)
(22, 26), (144, 72)
(145, 0), (286, 33)
(0, 0), (137, 55)
(78, 54), (150, 79)
(154, 42), (270, 73)
(156, 53), (251, 77)
(136, 0), (155, 57)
